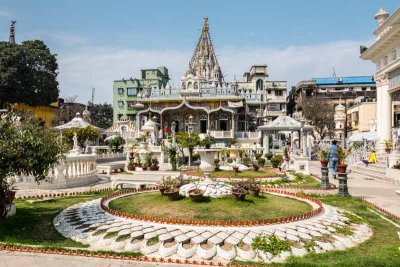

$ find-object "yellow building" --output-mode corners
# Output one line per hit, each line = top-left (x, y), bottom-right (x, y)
(12, 102), (59, 127)
(346, 101), (377, 137)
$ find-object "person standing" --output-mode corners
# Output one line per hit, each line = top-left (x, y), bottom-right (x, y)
(328, 140), (339, 179)
(163, 123), (169, 139)
(279, 142), (291, 171)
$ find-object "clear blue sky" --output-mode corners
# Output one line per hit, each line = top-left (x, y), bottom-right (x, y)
(0, 0), (398, 103)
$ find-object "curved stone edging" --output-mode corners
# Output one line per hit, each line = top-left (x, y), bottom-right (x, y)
(100, 187), (323, 227)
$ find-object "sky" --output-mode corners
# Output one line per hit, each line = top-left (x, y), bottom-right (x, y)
(0, 0), (398, 104)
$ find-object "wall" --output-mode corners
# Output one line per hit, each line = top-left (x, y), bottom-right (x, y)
(12, 103), (57, 127)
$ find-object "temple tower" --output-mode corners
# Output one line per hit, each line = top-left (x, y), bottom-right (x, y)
(334, 101), (346, 140)
(9, 21), (16, 45)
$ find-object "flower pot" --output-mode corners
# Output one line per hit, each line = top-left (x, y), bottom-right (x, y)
(232, 188), (247, 201)
(159, 187), (168, 196)
(5, 191), (16, 204)
(127, 166), (135, 171)
(385, 148), (391, 153)
(233, 166), (239, 173)
(142, 166), (148, 171)
(320, 160), (328, 167)
(164, 188), (180, 201)
(337, 164), (348, 174)
(188, 189), (204, 202)
(248, 187), (260, 197)
(253, 165), (259, 172)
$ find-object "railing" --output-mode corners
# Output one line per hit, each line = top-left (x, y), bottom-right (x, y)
(96, 152), (125, 160)
(209, 130), (233, 138)
(9, 153), (98, 189)
(234, 131), (260, 139)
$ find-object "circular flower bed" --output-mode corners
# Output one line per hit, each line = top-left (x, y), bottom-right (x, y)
(100, 188), (324, 227)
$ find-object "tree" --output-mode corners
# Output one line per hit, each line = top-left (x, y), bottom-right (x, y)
(89, 103), (113, 129)
(302, 98), (335, 140)
(64, 126), (100, 147)
(106, 136), (125, 152)
(0, 40), (59, 108)
(170, 132), (200, 166)
(0, 111), (63, 220)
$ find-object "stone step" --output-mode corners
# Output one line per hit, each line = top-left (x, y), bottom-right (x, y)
(351, 165), (386, 175)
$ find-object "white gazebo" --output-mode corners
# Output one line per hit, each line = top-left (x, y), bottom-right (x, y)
(258, 115), (314, 156)
(53, 112), (104, 132)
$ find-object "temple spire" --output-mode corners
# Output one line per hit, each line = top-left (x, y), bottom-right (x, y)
(185, 17), (224, 84)
(9, 21), (16, 45)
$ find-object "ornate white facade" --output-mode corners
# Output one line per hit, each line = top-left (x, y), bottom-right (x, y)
(361, 7), (400, 149)
(334, 101), (346, 139)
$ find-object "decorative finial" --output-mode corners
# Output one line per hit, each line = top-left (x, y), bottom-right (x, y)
(9, 21), (16, 45)
(375, 7), (389, 26)
(203, 17), (209, 32)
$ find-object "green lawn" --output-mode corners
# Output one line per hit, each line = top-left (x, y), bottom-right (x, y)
(188, 169), (284, 179)
(0, 193), (109, 247)
(108, 192), (313, 221)
(232, 195), (400, 267)
(259, 173), (321, 188)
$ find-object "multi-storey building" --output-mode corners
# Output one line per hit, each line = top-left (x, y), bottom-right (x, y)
(287, 76), (376, 117)
(112, 18), (287, 142)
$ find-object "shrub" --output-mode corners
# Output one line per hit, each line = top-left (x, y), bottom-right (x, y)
(257, 157), (266, 166)
(251, 234), (291, 257)
(270, 154), (283, 168)
(265, 152), (273, 160)
(255, 153), (263, 159)
(242, 156), (251, 166)
(227, 158), (233, 163)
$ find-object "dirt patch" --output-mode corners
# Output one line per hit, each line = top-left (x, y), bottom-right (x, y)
(221, 243), (233, 251)
(183, 242), (194, 249)
(164, 241), (177, 248)
(200, 242), (214, 250)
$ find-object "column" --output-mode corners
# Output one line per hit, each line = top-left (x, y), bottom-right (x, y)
(231, 113), (235, 138)
(136, 113), (140, 137)
(376, 74), (392, 150)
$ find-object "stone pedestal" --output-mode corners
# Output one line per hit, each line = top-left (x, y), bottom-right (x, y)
(320, 167), (330, 189)
(388, 150), (400, 168)
(292, 156), (309, 175)
(196, 149), (220, 172)
(6, 203), (16, 217)
(337, 173), (350, 196)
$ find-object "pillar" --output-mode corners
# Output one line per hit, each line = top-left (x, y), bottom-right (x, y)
(320, 167), (330, 189)
(376, 74), (392, 150)
(263, 132), (269, 155)
(231, 113), (235, 138)
(337, 173), (350, 196)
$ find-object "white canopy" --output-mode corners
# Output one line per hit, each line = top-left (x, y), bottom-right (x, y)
(348, 131), (377, 142)
(257, 115), (314, 132)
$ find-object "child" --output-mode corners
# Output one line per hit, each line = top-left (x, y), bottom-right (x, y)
(362, 149), (377, 166)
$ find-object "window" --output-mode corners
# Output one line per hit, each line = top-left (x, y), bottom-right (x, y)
(267, 90), (271, 94)
(117, 88), (124, 94)
(362, 87), (366, 91)
(275, 90), (283, 96)
(118, 101), (124, 108)
(127, 87), (138, 96)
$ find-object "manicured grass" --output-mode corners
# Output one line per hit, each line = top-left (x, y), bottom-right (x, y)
(188, 169), (284, 179)
(108, 192), (313, 221)
(232, 195), (400, 266)
(0, 193), (109, 247)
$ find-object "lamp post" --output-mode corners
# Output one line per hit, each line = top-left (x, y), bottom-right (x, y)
(186, 115), (197, 166)
(298, 116), (306, 157)
(171, 121), (176, 147)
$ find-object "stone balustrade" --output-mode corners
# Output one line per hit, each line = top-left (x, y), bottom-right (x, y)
(96, 152), (126, 160)
(10, 153), (98, 190)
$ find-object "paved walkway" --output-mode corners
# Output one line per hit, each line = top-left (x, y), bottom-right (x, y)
(309, 161), (400, 217)
(0, 251), (183, 267)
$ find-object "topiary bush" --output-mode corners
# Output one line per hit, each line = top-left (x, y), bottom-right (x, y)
(270, 154), (283, 168)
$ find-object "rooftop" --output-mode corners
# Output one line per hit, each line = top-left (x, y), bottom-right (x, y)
(312, 76), (375, 85)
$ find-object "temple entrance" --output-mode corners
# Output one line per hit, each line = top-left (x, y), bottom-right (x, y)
(200, 120), (207, 133)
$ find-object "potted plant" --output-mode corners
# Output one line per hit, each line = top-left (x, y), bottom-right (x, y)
(158, 176), (171, 196)
(252, 161), (260, 172)
(142, 163), (148, 171)
(247, 178), (261, 197)
(200, 136), (216, 149)
(227, 158), (233, 164)
(164, 184), (180, 201)
(385, 140), (393, 153)
(188, 180), (206, 202)
(227, 138), (238, 148)
(127, 159), (135, 171)
(320, 150), (328, 167)
(231, 180), (248, 201)
(214, 158), (220, 171)
(265, 152), (273, 160)
(232, 163), (239, 173)
(150, 158), (159, 171)
(337, 147), (348, 173)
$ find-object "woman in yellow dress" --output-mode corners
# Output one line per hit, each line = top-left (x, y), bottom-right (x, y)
(362, 149), (377, 166)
